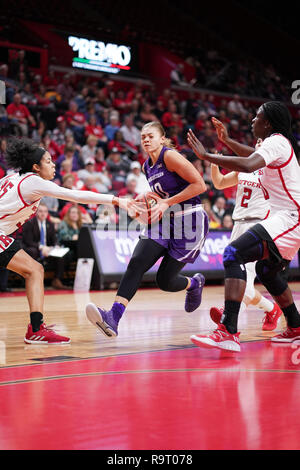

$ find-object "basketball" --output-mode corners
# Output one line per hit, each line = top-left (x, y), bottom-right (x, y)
(134, 192), (161, 224)
(142, 192), (158, 210)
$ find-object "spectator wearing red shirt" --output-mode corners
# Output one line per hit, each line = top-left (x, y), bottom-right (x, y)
(126, 82), (143, 104)
(59, 202), (93, 224)
(6, 93), (36, 136)
(41, 135), (61, 162)
(94, 147), (107, 173)
(35, 84), (52, 107)
(56, 176), (92, 224)
(65, 100), (87, 144)
(107, 130), (128, 154)
(112, 90), (130, 115)
(169, 126), (182, 150)
(117, 179), (138, 226)
(43, 69), (59, 91)
(59, 163), (83, 189)
(117, 179), (138, 199)
(161, 101), (183, 130)
(0, 138), (8, 179)
(80, 175), (100, 219)
(157, 88), (171, 109)
(51, 116), (69, 152)
(106, 147), (131, 191)
(20, 83), (38, 115)
(194, 110), (208, 133)
(85, 115), (107, 145)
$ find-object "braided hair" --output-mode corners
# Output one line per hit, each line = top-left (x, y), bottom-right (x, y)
(262, 101), (299, 159)
(5, 137), (46, 174)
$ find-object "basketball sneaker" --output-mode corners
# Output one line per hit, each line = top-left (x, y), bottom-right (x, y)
(185, 273), (205, 312)
(24, 323), (70, 344)
(86, 303), (119, 338)
(210, 306), (224, 324)
(262, 304), (283, 331)
(190, 323), (241, 352)
(271, 326), (300, 343)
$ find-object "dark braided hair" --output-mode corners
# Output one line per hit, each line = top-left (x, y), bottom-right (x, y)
(262, 101), (299, 159)
(5, 137), (46, 175)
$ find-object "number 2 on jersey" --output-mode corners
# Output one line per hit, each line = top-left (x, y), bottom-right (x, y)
(241, 187), (252, 208)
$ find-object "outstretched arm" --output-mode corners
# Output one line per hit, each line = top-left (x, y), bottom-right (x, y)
(20, 175), (133, 212)
(210, 164), (238, 189)
(187, 129), (265, 173)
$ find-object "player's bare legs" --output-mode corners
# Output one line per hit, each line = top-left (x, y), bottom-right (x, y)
(7, 249), (44, 313)
(7, 249), (70, 344)
(271, 287), (295, 309)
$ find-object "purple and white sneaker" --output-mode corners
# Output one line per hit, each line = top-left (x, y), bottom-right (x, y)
(86, 302), (119, 338)
(185, 273), (205, 312)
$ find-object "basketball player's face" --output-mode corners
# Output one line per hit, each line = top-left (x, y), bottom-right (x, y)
(35, 152), (56, 180)
(141, 127), (164, 153)
(251, 108), (270, 139)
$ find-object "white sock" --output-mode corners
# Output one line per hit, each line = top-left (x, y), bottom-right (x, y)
(255, 296), (274, 312)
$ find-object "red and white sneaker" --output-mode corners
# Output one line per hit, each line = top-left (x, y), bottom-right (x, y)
(190, 323), (241, 352)
(210, 306), (224, 324)
(271, 326), (300, 343)
(24, 323), (70, 344)
(262, 304), (283, 331)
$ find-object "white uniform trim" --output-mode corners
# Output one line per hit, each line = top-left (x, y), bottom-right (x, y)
(256, 134), (300, 260)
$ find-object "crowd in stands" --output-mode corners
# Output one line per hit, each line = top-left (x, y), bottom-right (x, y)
(1, 52), (300, 243)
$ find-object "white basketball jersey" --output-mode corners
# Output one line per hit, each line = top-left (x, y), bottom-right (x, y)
(257, 134), (300, 213)
(0, 172), (41, 236)
(232, 171), (270, 221)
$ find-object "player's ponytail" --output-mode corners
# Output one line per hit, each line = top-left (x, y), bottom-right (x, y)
(142, 121), (176, 149)
(262, 101), (299, 159)
(5, 137), (46, 174)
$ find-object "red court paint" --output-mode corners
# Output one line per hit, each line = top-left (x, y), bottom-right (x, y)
(0, 341), (300, 450)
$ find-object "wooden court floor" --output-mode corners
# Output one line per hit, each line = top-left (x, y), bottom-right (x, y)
(0, 283), (300, 450)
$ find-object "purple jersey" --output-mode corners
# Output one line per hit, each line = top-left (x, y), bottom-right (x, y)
(143, 146), (201, 208)
(142, 146), (208, 264)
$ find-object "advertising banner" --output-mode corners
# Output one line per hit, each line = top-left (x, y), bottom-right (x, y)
(91, 229), (299, 275)
(67, 35), (138, 75)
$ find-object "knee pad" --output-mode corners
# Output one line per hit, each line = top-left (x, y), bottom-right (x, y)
(223, 244), (247, 281)
(256, 260), (288, 296)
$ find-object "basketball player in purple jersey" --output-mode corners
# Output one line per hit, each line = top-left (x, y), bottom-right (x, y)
(86, 121), (209, 338)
